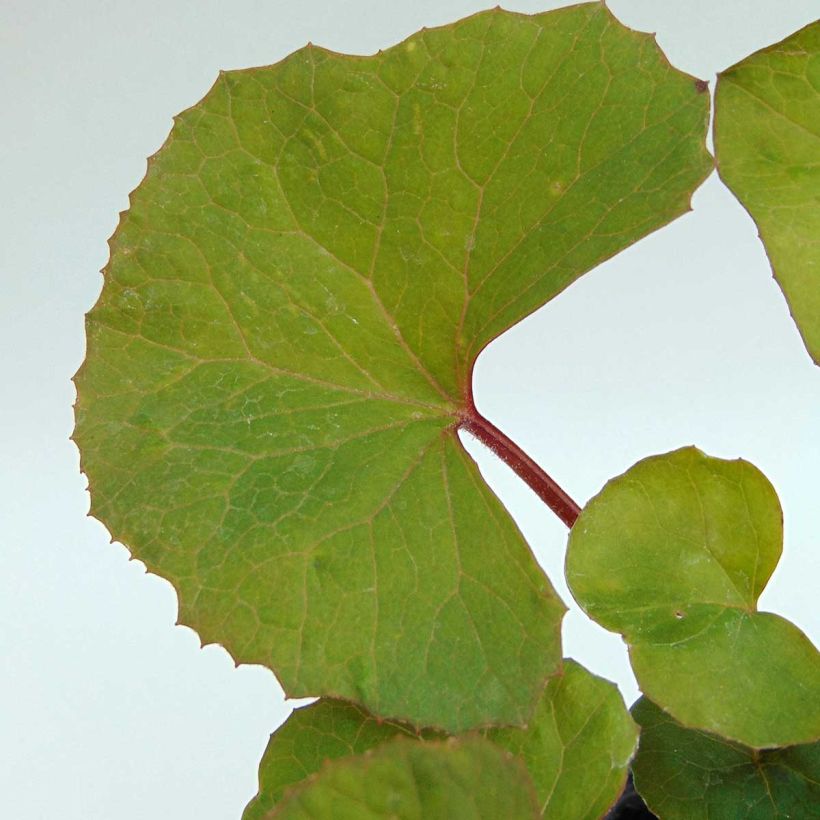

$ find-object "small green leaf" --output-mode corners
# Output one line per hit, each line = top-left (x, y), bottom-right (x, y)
(632, 697), (820, 819)
(263, 736), (539, 819)
(74, 3), (711, 730)
(566, 447), (820, 748)
(244, 660), (638, 819)
(715, 20), (820, 364)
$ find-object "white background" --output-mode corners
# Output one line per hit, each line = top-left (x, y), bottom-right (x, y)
(2, 1), (818, 817)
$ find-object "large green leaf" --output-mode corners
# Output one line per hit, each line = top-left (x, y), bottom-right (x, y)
(632, 697), (820, 819)
(74, 3), (711, 730)
(262, 736), (538, 819)
(566, 447), (820, 748)
(714, 20), (820, 364)
(244, 660), (637, 819)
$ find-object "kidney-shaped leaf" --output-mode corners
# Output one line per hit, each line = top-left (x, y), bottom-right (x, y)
(715, 20), (820, 365)
(632, 697), (820, 820)
(264, 736), (538, 820)
(74, 3), (711, 730)
(244, 660), (637, 820)
(566, 447), (820, 748)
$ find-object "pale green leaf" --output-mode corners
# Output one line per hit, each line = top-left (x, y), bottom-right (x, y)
(566, 447), (820, 748)
(264, 736), (539, 819)
(632, 697), (820, 819)
(74, 3), (711, 730)
(244, 660), (638, 820)
(715, 20), (820, 364)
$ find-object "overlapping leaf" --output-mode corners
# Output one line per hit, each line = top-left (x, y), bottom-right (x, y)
(566, 447), (820, 748)
(632, 697), (820, 819)
(244, 660), (637, 819)
(485, 660), (638, 819)
(263, 736), (538, 819)
(74, 2), (711, 729)
(244, 701), (438, 820)
(715, 20), (820, 364)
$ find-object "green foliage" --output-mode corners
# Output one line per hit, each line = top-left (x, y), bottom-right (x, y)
(245, 660), (637, 819)
(485, 660), (638, 819)
(715, 20), (820, 365)
(72, 2), (820, 815)
(244, 702), (437, 819)
(261, 736), (539, 819)
(632, 698), (820, 819)
(566, 447), (820, 748)
(72, 1), (710, 732)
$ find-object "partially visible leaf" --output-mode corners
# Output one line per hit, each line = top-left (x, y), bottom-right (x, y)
(565, 447), (820, 748)
(74, 2), (711, 730)
(715, 20), (820, 364)
(632, 697), (820, 819)
(244, 660), (637, 819)
(486, 660), (638, 819)
(264, 736), (539, 819)
(243, 701), (440, 820)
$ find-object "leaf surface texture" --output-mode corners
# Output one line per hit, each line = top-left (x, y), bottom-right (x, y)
(74, 3), (711, 729)
(715, 20), (820, 364)
(244, 660), (637, 819)
(632, 697), (820, 819)
(265, 736), (539, 819)
(566, 447), (820, 748)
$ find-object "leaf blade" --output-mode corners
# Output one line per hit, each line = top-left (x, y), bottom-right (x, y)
(244, 660), (637, 820)
(265, 736), (539, 820)
(566, 447), (820, 747)
(632, 697), (820, 820)
(74, 4), (711, 729)
(714, 20), (820, 364)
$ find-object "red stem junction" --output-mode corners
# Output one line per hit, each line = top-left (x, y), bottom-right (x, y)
(459, 404), (581, 529)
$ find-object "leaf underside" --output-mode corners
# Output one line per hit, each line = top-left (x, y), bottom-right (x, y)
(632, 697), (820, 820)
(715, 20), (820, 365)
(74, 2), (710, 730)
(265, 736), (539, 819)
(244, 660), (637, 820)
(566, 447), (820, 748)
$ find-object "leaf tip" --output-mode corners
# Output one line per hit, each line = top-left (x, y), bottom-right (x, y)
(694, 78), (709, 93)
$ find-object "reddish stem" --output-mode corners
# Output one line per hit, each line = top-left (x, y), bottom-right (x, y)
(459, 402), (581, 529)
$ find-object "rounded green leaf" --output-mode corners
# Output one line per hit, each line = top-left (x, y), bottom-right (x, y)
(74, 3), (711, 730)
(632, 697), (820, 819)
(715, 20), (820, 365)
(244, 661), (638, 820)
(264, 736), (539, 820)
(566, 447), (820, 747)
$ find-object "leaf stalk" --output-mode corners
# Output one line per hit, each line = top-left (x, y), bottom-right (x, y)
(459, 404), (580, 528)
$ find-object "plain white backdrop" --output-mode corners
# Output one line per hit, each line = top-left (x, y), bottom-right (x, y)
(2, 1), (818, 817)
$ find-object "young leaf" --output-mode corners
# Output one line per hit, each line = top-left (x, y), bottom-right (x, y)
(632, 697), (820, 819)
(566, 447), (820, 748)
(73, 3), (711, 730)
(244, 660), (637, 820)
(714, 20), (820, 365)
(262, 736), (539, 819)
